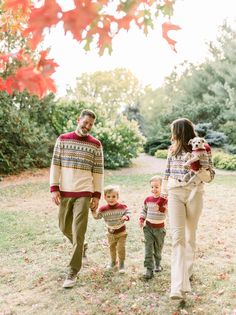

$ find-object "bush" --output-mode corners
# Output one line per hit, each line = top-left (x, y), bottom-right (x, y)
(224, 145), (236, 155)
(213, 152), (236, 170)
(155, 149), (168, 159)
(219, 121), (236, 145)
(195, 123), (227, 147)
(144, 136), (171, 155)
(0, 92), (56, 174)
(93, 116), (146, 169)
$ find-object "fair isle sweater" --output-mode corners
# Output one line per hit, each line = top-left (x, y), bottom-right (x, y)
(161, 144), (214, 198)
(50, 131), (104, 198)
(92, 203), (130, 230)
(139, 196), (167, 228)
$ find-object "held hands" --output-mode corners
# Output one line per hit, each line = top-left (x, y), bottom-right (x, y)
(90, 197), (99, 212)
(51, 191), (61, 206)
(139, 218), (145, 228)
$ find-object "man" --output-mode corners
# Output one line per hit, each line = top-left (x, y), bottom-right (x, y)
(50, 109), (104, 288)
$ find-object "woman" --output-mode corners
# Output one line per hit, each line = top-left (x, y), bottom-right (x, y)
(160, 118), (214, 300)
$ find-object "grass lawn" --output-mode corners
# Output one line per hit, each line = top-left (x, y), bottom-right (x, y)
(0, 170), (236, 315)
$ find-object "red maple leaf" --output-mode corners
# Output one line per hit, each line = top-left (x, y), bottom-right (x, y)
(37, 50), (58, 77)
(24, 0), (61, 49)
(162, 21), (181, 52)
(86, 16), (114, 55)
(4, 0), (31, 12)
(62, 0), (99, 41)
(14, 65), (56, 97)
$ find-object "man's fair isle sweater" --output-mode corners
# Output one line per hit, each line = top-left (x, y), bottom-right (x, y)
(92, 203), (130, 230)
(139, 196), (167, 228)
(50, 131), (104, 198)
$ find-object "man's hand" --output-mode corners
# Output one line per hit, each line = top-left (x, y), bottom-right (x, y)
(51, 191), (61, 206)
(90, 197), (99, 211)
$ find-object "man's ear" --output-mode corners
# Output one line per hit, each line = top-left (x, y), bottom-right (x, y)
(188, 139), (193, 145)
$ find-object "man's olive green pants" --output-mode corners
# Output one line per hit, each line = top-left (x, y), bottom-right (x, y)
(58, 197), (91, 272)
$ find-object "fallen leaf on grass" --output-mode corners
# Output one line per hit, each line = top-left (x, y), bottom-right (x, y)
(24, 256), (31, 263)
(192, 308), (204, 314)
(217, 273), (229, 280)
(35, 276), (44, 286)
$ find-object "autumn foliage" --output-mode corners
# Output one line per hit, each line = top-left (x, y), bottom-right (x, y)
(0, 0), (180, 97)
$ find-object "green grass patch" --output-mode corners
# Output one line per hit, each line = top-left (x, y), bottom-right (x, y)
(0, 171), (236, 315)
(0, 182), (49, 200)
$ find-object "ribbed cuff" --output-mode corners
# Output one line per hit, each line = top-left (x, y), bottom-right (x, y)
(92, 191), (101, 199)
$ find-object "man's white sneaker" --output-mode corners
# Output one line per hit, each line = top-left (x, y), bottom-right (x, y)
(62, 268), (77, 288)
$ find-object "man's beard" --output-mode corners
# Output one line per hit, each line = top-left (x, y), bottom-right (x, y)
(76, 126), (88, 136)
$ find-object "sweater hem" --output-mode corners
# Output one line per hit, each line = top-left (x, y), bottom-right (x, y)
(60, 191), (93, 198)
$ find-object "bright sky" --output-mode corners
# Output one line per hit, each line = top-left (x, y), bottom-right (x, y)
(46, 0), (236, 96)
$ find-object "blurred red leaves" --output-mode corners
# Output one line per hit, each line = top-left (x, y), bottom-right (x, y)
(162, 21), (181, 52)
(0, 50), (58, 97)
(1, 0), (180, 97)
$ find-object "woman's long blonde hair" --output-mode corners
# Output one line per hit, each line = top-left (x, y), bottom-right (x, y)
(170, 118), (197, 156)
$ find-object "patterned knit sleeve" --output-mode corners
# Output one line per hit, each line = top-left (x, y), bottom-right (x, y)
(139, 199), (148, 222)
(160, 150), (171, 198)
(92, 143), (104, 199)
(122, 205), (131, 220)
(50, 137), (61, 192)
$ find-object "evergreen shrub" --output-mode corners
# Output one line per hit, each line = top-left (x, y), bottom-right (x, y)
(213, 152), (236, 170)
(155, 150), (168, 159)
(0, 92), (56, 174)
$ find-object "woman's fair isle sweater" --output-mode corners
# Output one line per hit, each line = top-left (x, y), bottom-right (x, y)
(92, 203), (130, 230)
(139, 196), (167, 228)
(50, 131), (104, 198)
(161, 144), (214, 198)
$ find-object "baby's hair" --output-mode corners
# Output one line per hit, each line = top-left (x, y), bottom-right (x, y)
(150, 175), (162, 184)
(104, 184), (120, 197)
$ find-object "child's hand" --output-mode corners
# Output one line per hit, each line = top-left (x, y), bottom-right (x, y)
(139, 221), (144, 228)
(154, 204), (159, 211)
(121, 215), (129, 222)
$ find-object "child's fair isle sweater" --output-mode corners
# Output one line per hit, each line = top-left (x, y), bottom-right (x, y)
(50, 131), (104, 198)
(92, 203), (130, 230)
(160, 144), (214, 198)
(139, 196), (167, 228)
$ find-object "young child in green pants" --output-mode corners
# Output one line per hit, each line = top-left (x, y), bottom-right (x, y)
(139, 175), (167, 280)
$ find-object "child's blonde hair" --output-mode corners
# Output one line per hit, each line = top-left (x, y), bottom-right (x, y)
(104, 184), (120, 197)
(150, 175), (162, 184)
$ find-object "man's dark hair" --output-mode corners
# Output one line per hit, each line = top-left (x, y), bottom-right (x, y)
(80, 109), (96, 120)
